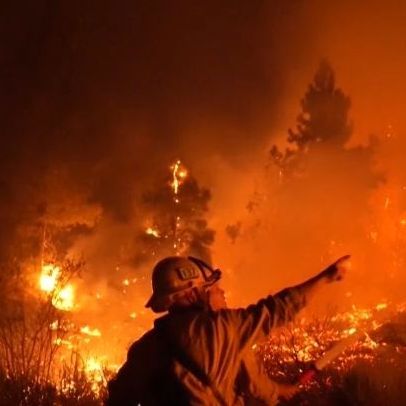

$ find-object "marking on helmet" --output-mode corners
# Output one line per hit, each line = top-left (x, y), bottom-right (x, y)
(177, 267), (199, 281)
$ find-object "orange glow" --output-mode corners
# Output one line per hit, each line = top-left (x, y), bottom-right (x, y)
(376, 303), (388, 311)
(39, 264), (61, 293)
(80, 325), (102, 337)
(145, 227), (160, 237)
(39, 264), (76, 311)
(52, 284), (75, 311)
(84, 357), (105, 393)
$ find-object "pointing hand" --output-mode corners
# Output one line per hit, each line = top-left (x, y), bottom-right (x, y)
(322, 255), (351, 283)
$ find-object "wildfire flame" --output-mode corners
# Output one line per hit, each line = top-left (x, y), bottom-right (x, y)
(80, 325), (102, 337)
(145, 227), (160, 238)
(52, 284), (75, 311)
(54, 338), (74, 349)
(257, 299), (400, 375)
(39, 264), (75, 311)
(84, 357), (105, 393)
(376, 302), (388, 311)
(170, 159), (187, 197)
(169, 160), (188, 253)
(39, 264), (61, 293)
(29, 158), (406, 397)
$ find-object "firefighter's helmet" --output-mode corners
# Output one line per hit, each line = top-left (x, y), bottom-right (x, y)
(145, 256), (221, 313)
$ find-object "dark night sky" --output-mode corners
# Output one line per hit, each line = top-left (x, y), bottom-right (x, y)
(0, 1), (318, 219)
(1, 0), (406, 239)
(0, 1), (319, 150)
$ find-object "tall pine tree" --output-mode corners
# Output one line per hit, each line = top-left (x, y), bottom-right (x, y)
(265, 59), (380, 287)
(270, 60), (353, 175)
(288, 59), (352, 150)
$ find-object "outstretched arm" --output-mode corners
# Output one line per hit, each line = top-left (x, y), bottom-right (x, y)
(222, 255), (351, 350)
(290, 254), (350, 302)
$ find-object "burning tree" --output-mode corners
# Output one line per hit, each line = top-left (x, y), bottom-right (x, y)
(0, 165), (104, 404)
(0, 258), (84, 401)
(136, 160), (215, 264)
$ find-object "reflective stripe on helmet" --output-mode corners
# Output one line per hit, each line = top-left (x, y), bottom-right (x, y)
(146, 256), (222, 313)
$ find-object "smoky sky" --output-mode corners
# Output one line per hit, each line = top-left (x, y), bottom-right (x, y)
(0, 0), (322, 269)
(2, 0), (406, 221)
(2, 1), (406, 348)
(0, 1), (313, 166)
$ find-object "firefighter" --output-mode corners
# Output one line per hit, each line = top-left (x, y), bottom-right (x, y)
(107, 254), (350, 405)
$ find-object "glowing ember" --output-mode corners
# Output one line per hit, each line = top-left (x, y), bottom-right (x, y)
(80, 325), (102, 337)
(54, 338), (74, 349)
(376, 303), (388, 311)
(39, 264), (61, 293)
(49, 320), (59, 330)
(122, 279), (130, 287)
(344, 327), (357, 336)
(146, 227), (160, 237)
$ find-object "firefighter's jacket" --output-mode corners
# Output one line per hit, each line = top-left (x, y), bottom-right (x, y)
(107, 286), (307, 406)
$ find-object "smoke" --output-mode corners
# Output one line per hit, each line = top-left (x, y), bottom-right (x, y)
(0, 1), (318, 264)
(1, 1), (406, 360)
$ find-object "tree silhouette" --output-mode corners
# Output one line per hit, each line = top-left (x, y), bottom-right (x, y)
(270, 60), (353, 176)
(264, 59), (381, 280)
(288, 59), (352, 150)
(134, 162), (215, 266)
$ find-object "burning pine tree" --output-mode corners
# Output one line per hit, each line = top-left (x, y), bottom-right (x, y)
(136, 160), (215, 264)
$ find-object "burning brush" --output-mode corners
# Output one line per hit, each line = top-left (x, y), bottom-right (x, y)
(298, 328), (364, 385)
(258, 300), (406, 397)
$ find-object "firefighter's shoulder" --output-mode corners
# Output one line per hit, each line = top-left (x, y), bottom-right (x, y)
(127, 329), (160, 361)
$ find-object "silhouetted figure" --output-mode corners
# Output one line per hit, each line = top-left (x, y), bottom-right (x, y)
(107, 255), (350, 405)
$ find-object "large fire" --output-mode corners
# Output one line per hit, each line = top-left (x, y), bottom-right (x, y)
(23, 159), (406, 402)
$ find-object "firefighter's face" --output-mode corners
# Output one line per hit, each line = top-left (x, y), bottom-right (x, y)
(207, 284), (227, 310)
